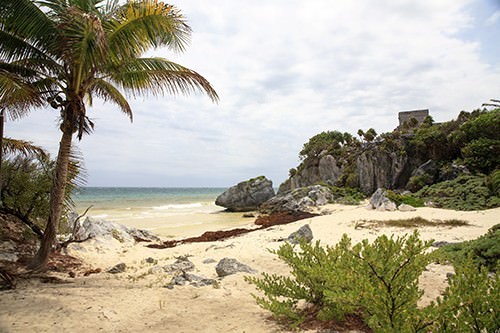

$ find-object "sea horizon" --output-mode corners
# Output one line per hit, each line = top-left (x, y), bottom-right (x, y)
(72, 186), (251, 238)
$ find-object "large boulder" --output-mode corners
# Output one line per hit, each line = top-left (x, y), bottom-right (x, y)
(259, 185), (333, 214)
(215, 258), (257, 277)
(369, 188), (397, 211)
(215, 176), (275, 212)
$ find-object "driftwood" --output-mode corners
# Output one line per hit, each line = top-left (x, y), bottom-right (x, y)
(58, 206), (93, 249)
(0, 268), (16, 290)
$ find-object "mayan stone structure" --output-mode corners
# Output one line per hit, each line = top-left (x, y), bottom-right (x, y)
(398, 109), (429, 127)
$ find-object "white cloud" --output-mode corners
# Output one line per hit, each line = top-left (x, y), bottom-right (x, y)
(486, 10), (500, 25)
(6, 0), (500, 187)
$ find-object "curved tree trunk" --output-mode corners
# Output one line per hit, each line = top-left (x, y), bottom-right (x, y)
(29, 121), (73, 270)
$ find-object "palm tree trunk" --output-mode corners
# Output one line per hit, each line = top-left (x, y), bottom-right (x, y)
(29, 124), (73, 270)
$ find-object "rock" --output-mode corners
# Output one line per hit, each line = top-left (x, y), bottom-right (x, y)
(369, 188), (396, 211)
(144, 257), (157, 264)
(289, 155), (345, 190)
(167, 271), (216, 288)
(148, 266), (164, 274)
(242, 213), (255, 218)
(398, 203), (416, 212)
(215, 176), (275, 212)
(431, 241), (455, 248)
(163, 256), (195, 273)
(73, 217), (160, 245)
(215, 258), (257, 277)
(107, 263), (126, 274)
(287, 224), (313, 244)
(259, 185), (333, 214)
(202, 258), (217, 264)
(356, 148), (411, 195)
(411, 159), (437, 178)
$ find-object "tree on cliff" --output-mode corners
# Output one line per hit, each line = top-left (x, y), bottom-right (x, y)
(0, 0), (218, 270)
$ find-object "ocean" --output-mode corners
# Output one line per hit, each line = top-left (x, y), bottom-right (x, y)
(73, 187), (253, 238)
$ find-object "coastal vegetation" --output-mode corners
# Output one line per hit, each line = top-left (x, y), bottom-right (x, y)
(284, 108), (500, 210)
(0, 0), (218, 269)
(247, 231), (499, 332)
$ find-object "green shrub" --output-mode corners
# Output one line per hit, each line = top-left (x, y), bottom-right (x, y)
(462, 138), (500, 174)
(245, 236), (358, 327)
(416, 175), (499, 210)
(431, 256), (499, 332)
(349, 231), (434, 332)
(487, 169), (500, 195)
(385, 190), (425, 207)
(247, 231), (434, 331)
(436, 224), (500, 272)
(406, 174), (434, 192)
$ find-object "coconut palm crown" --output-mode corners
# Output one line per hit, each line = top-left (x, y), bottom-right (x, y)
(0, 0), (218, 269)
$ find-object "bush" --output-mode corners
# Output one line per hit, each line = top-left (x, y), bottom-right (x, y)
(385, 190), (425, 207)
(247, 231), (434, 332)
(348, 231), (433, 332)
(248, 231), (499, 332)
(416, 175), (500, 210)
(245, 236), (357, 327)
(436, 224), (500, 272)
(431, 256), (499, 332)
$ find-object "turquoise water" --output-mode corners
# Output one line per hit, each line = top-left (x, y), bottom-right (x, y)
(74, 187), (226, 210)
(72, 187), (251, 238)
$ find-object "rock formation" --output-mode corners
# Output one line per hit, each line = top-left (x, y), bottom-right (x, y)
(259, 185), (333, 214)
(215, 176), (275, 212)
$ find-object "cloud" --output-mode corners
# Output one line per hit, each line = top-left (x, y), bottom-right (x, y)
(486, 10), (500, 25)
(6, 0), (500, 187)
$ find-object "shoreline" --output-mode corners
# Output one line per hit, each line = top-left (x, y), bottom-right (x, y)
(1, 204), (499, 333)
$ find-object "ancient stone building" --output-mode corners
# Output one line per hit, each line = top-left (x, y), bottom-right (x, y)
(398, 109), (429, 127)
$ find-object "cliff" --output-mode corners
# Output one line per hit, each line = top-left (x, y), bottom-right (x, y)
(280, 108), (500, 196)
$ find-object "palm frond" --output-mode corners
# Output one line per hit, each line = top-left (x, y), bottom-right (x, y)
(2, 137), (48, 159)
(106, 1), (191, 61)
(109, 57), (219, 102)
(58, 5), (107, 81)
(0, 68), (44, 119)
(0, 0), (58, 57)
(88, 78), (133, 121)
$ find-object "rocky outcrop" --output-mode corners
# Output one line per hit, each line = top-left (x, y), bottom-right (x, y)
(368, 188), (397, 211)
(289, 155), (345, 190)
(356, 149), (413, 195)
(73, 217), (160, 244)
(287, 224), (313, 244)
(259, 185), (333, 214)
(215, 258), (257, 277)
(215, 176), (275, 212)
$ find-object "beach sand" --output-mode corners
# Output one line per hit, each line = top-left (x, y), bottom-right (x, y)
(1, 205), (498, 333)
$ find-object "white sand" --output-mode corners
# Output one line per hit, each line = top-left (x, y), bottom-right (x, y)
(1, 205), (498, 333)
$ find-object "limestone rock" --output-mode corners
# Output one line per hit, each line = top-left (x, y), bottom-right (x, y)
(369, 188), (397, 211)
(163, 256), (195, 273)
(107, 263), (126, 274)
(287, 224), (313, 244)
(215, 258), (257, 277)
(398, 203), (416, 212)
(167, 271), (216, 288)
(259, 185), (333, 214)
(215, 176), (275, 212)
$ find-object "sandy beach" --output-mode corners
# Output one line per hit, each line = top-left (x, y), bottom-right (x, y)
(1, 204), (498, 333)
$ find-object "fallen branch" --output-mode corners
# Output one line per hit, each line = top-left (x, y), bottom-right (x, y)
(58, 206), (93, 249)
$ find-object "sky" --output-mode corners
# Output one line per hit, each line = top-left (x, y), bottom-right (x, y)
(6, 0), (500, 188)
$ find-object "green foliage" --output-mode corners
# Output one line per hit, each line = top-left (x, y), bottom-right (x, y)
(406, 174), (434, 192)
(416, 175), (500, 210)
(462, 138), (500, 174)
(245, 236), (357, 327)
(487, 169), (500, 195)
(431, 256), (499, 332)
(435, 224), (500, 272)
(1, 156), (52, 225)
(0, 154), (79, 234)
(248, 231), (435, 332)
(349, 231), (434, 332)
(385, 190), (424, 207)
(319, 183), (366, 205)
(299, 131), (355, 161)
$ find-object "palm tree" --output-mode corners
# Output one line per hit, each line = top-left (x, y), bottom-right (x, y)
(0, 0), (218, 270)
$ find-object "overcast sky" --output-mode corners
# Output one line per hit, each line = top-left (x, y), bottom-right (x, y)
(6, 0), (500, 188)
